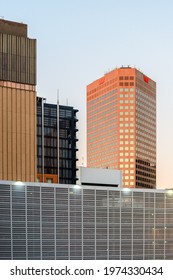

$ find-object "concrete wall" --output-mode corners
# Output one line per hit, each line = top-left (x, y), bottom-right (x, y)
(0, 19), (27, 37)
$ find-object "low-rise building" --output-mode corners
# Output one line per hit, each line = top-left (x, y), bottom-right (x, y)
(0, 181), (172, 260)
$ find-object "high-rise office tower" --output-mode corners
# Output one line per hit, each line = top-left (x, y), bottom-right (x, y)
(0, 19), (37, 181)
(87, 67), (156, 188)
(37, 97), (78, 184)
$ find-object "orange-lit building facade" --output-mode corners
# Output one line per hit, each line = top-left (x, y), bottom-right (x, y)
(0, 19), (37, 182)
(87, 67), (156, 188)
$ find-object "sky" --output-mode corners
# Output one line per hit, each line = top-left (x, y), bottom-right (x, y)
(1, 0), (173, 188)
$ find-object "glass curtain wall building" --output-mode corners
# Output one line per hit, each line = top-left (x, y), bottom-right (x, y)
(0, 181), (173, 260)
(37, 97), (78, 184)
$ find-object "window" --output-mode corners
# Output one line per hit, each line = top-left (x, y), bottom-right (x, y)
(46, 178), (53, 183)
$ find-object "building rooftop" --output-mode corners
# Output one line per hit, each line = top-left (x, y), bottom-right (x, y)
(0, 19), (27, 37)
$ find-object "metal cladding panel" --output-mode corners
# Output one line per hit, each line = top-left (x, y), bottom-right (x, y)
(0, 182), (173, 260)
(0, 33), (36, 85)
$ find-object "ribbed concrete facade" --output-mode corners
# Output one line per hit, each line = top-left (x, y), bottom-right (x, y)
(0, 20), (36, 85)
(0, 19), (37, 181)
(0, 83), (36, 181)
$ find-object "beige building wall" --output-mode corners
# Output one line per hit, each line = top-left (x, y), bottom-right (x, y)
(0, 82), (36, 182)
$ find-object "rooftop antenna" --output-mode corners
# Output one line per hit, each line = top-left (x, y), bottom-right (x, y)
(57, 89), (59, 183)
(66, 98), (68, 106)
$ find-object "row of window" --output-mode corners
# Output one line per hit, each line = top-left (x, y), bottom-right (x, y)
(119, 99), (134, 104)
(119, 158), (134, 163)
(119, 76), (134, 80)
(119, 82), (134, 86)
(119, 88), (134, 92)
(120, 152), (134, 156)
(136, 89), (156, 102)
(120, 93), (134, 98)
(119, 105), (134, 110)
(136, 106), (155, 118)
(88, 98), (117, 113)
